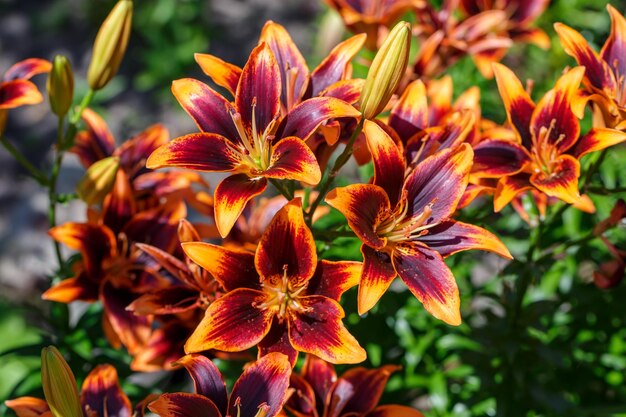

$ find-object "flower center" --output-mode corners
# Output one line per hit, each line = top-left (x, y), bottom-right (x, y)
(531, 118), (564, 176)
(375, 199), (439, 243)
(228, 97), (278, 172)
(255, 264), (309, 321)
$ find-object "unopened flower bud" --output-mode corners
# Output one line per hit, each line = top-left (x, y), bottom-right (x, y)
(359, 21), (411, 119)
(87, 0), (133, 90)
(47, 55), (74, 117)
(41, 346), (83, 417)
(76, 156), (120, 205)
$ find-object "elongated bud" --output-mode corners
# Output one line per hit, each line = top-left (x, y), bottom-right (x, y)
(41, 346), (83, 417)
(359, 21), (411, 119)
(47, 55), (74, 117)
(87, 0), (133, 90)
(76, 156), (120, 205)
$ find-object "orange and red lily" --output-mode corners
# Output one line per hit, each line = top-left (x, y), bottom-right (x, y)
(0, 58), (51, 133)
(472, 64), (626, 212)
(149, 353), (291, 417)
(322, 0), (421, 50)
(43, 170), (186, 355)
(287, 355), (424, 417)
(6, 364), (132, 417)
(326, 121), (511, 325)
(182, 198), (365, 365)
(386, 76), (479, 169)
(555, 5), (626, 129)
(147, 40), (360, 237)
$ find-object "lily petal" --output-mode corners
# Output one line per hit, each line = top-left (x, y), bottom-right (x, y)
(194, 53), (242, 97)
(115, 124), (169, 177)
(364, 120), (405, 206)
(418, 220), (512, 259)
(146, 133), (242, 172)
(472, 139), (531, 177)
(277, 97), (361, 141)
(127, 286), (199, 315)
(228, 352), (292, 417)
(341, 365), (401, 415)
(289, 295), (366, 364)
(366, 405), (425, 417)
(301, 354), (337, 408)
(0, 80), (43, 109)
(48, 223), (116, 279)
(5, 397), (51, 417)
(265, 137), (322, 185)
(325, 184), (390, 250)
(71, 108), (116, 167)
(555, 23), (616, 93)
(492, 63), (535, 147)
(392, 244), (461, 326)
(388, 79), (429, 141)
(214, 174), (268, 238)
(260, 21), (309, 110)
(3, 58), (51, 81)
(174, 355), (228, 415)
(148, 393), (221, 417)
(306, 260), (361, 301)
(101, 282), (152, 355)
(172, 78), (238, 140)
(256, 198), (317, 287)
(358, 245), (397, 315)
(185, 288), (272, 353)
(182, 242), (259, 291)
(42, 271), (98, 303)
(530, 67), (584, 153)
(80, 364), (132, 417)
(403, 144), (473, 224)
(258, 320), (299, 366)
(572, 127), (626, 158)
(602, 5), (626, 84)
(311, 33), (366, 96)
(494, 174), (533, 212)
(236, 43), (281, 134)
(530, 154), (582, 205)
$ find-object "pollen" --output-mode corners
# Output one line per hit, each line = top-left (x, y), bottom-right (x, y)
(254, 264), (310, 321)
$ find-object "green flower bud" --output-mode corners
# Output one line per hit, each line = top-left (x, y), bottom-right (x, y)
(47, 55), (74, 117)
(41, 346), (83, 417)
(76, 156), (120, 206)
(359, 21), (411, 120)
(87, 0), (133, 90)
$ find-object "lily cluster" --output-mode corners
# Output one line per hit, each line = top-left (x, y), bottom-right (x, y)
(3, 0), (626, 415)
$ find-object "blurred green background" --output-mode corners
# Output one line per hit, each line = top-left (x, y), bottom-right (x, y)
(1, 0), (626, 416)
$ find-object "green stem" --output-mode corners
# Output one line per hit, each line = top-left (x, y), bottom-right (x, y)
(0, 136), (47, 185)
(269, 178), (294, 201)
(587, 185), (626, 195)
(582, 148), (608, 191)
(63, 89), (95, 149)
(48, 117), (66, 269)
(48, 89), (96, 271)
(305, 118), (365, 225)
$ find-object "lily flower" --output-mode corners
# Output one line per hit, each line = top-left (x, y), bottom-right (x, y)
(555, 5), (626, 129)
(0, 58), (51, 133)
(149, 353), (291, 417)
(326, 120), (511, 325)
(182, 198), (366, 365)
(387, 76), (479, 169)
(472, 64), (626, 212)
(321, 0), (422, 50)
(43, 170), (186, 355)
(6, 362), (132, 417)
(412, 0), (514, 78)
(147, 41), (360, 237)
(287, 355), (424, 417)
(0, 58), (51, 110)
